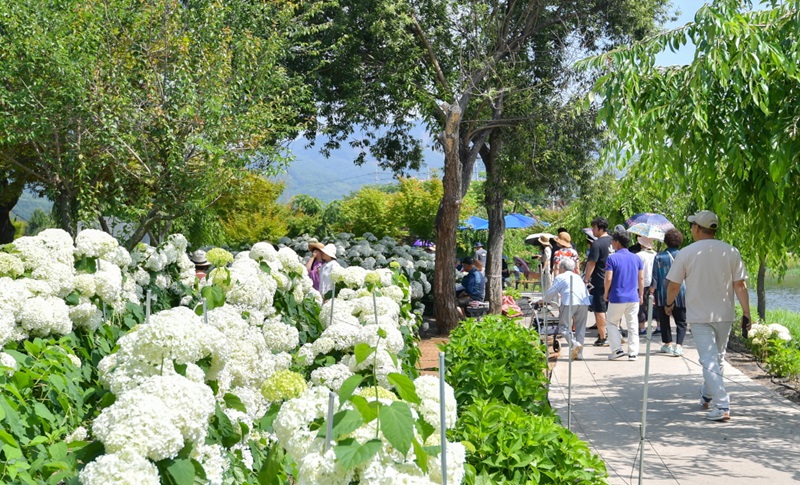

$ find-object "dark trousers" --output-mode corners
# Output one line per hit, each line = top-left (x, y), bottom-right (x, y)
(655, 305), (687, 345)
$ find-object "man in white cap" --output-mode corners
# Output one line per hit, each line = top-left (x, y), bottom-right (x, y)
(318, 243), (341, 298)
(665, 210), (751, 422)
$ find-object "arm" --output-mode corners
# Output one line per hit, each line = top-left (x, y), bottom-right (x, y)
(604, 270), (613, 301)
(638, 269), (644, 305)
(305, 253), (315, 272)
(733, 279), (752, 319)
(665, 280), (681, 316)
(584, 261), (596, 284)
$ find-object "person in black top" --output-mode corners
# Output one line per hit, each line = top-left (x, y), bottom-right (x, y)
(584, 217), (613, 346)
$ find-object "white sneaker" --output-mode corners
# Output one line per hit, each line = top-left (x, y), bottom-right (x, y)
(706, 408), (730, 421)
(570, 344), (583, 361)
(608, 350), (626, 360)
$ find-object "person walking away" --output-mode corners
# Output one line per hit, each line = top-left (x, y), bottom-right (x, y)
(456, 257), (485, 319)
(604, 230), (644, 361)
(665, 210), (751, 421)
(553, 231), (580, 277)
(473, 242), (487, 271)
(585, 217), (613, 346)
(650, 229), (687, 356)
(305, 240), (326, 292)
(635, 236), (657, 335)
(541, 258), (591, 360)
(537, 235), (553, 292)
(318, 244), (341, 299)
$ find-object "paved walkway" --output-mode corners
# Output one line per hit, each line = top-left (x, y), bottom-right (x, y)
(548, 316), (800, 484)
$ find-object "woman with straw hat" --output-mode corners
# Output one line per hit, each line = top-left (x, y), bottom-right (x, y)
(553, 231), (580, 276)
(305, 240), (326, 291)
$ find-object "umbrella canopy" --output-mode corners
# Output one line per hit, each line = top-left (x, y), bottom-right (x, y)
(412, 239), (434, 247)
(625, 213), (674, 231)
(459, 216), (488, 230)
(504, 213), (537, 229)
(627, 223), (666, 242)
(524, 232), (556, 245)
(513, 256), (531, 275)
(581, 227), (596, 241)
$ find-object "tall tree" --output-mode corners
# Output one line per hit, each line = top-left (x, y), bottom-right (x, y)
(580, 0), (800, 318)
(298, 0), (673, 330)
(0, 0), (321, 247)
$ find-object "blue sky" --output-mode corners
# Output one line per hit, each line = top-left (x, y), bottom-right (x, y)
(655, 0), (705, 66)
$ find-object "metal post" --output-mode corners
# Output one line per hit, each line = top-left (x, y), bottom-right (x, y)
(203, 298), (208, 326)
(373, 291), (379, 326)
(146, 290), (152, 320)
(439, 352), (448, 485)
(638, 295), (655, 484)
(329, 284), (336, 327)
(567, 276), (574, 431)
(325, 391), (335, 452)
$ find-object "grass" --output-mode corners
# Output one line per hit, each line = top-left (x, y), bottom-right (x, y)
(762, 308), (800, 341)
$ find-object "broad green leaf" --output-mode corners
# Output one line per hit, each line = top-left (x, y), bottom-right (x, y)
(166, 458), (196, 485)
(200, 285), (226, 312)
(338, 374), (363, 405)
(387, 373), (420, 404)
(48, 442), (67, 460)
(349, 395), (379, 423)
(3, 443), (22, 460)
(319, 409), (363, 440)
(412, 438), (428, 473)
(33, 402), (55, 424)
(378, 401), (414, 455)
(334, 438), (382, 470)
(223, 393), (247, 413)
(354, 343), (374, 365)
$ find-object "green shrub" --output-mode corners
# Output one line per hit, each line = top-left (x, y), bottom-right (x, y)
(441, 314), (551, 416)
(454, 398), (608, 484)
(763, 339), (800, 379)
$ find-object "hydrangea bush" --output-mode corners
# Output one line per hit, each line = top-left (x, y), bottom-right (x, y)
(278, 233), (435, 314)
(1, 229), (460, 484)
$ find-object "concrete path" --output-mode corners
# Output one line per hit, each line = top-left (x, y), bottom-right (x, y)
(548, 321), (800, 484)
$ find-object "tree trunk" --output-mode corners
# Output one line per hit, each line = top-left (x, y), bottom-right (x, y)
(433, 104), (463, 333)
(0, 177), (24, 243)
(55, 186), (77, 236)
(482, 139), (505, 314)
(757, 255), (766, 321)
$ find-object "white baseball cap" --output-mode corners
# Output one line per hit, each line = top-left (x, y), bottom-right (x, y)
(687, 210), (719, 230)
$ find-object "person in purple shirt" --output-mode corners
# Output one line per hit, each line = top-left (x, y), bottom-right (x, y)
(604, 230), (644, 361)
(305, 241), (325, 292)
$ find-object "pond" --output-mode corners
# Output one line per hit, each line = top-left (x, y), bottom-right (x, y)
(749, 274), (800, 314)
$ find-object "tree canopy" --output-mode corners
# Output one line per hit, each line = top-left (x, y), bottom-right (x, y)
(581, 0), (800, 272)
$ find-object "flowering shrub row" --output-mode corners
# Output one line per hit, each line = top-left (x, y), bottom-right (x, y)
(746, 323), (800, 379)
(0, 230), (462, 484)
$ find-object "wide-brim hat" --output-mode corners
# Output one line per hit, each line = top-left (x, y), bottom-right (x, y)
(554, 232), (572, 247)
(190, 250), (210, 266)
(308, 240), (325, 252)
(321, 243), (337, 259)
(537, 235), (551, 246)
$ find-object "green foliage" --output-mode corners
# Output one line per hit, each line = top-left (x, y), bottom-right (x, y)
(25, 209), (55, 236)
(581, 0), (800, 274)
(441, 315), (552, 416)
(454, 398), (608, 484)
(389, 178), (443, 242)
(12, 219), (25, 239)
(336, 187), (403, 239)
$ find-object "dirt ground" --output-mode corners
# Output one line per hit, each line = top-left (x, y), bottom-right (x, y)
(417, 318), (799, 405)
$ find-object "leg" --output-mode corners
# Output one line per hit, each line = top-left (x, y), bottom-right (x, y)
(673, 306), (688, 345)
(625, 302), (640, 356)
(590, 285), (608, 340)
(655, 305), (673, 344)
(692, 322), (732, 409)
(605, 303), (625, 352)
(572, 305), (588, 348)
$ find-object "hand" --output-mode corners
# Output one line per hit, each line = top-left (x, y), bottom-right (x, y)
(741, 315), (752, 338)
(665, 305), (673, 316)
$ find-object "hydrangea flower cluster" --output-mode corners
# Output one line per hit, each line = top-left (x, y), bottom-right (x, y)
(0, 229), (135, 346)
(279, 232), (434, 313)
(130, 234), (195, 299)
(749, 322), (793, 345)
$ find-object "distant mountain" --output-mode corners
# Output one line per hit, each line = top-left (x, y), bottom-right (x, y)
(276, 126), (453, 203)
(11, 190), (52, 222)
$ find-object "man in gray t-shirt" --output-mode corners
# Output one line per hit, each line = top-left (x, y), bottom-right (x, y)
(473, 242), (487, 269)
(665, 210), (751, 422)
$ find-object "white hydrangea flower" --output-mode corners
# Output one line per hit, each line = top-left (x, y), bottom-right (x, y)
(356, 324), (405, 355)
(73, 273), (97, 297)
(224, 259), (278, 314)
(277, 247), (306, 276)
(343, 350), (401, 388)
(166, 234), (189, 253)
(249, 242), (278, 262)
(18, 296), (72, 336)
(0, 252), (24, 278)
(108, 246), (132, 269)
(767, 323), (792, 341)
(191, 443), (228, 485)
(137, 375), (216, 444)
(144, 251), (167, 272)
(0, 277), (27, 317)
(310, 363), (353, 392)
(75, 229), (119, 259)
(133, 267), (151, 286)
(427, 441), (466, 485)
(1, 351), (18, 374)
(412, 375), (457, 430)
(92, 387), (186, 461)
(69, 298), (103, 331)
(37, 229), (75, 266)
(30, 261), (74, 298)
(95, 260), (123, 306)
(262, 320), (300, 352)
(0, 314), (14, 348)
(273, 386), (337, 460)
(331, 266), (368, 288)
(10, 235), (49, 271)
(80, 450), (160, 485)
(296, 449), (353, 485)
(65, 426), (87, 443)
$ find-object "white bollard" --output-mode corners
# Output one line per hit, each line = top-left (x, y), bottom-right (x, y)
(325, 391), (336, 452)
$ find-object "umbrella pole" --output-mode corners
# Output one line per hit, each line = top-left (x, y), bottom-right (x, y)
(638, 295), (655, 484)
